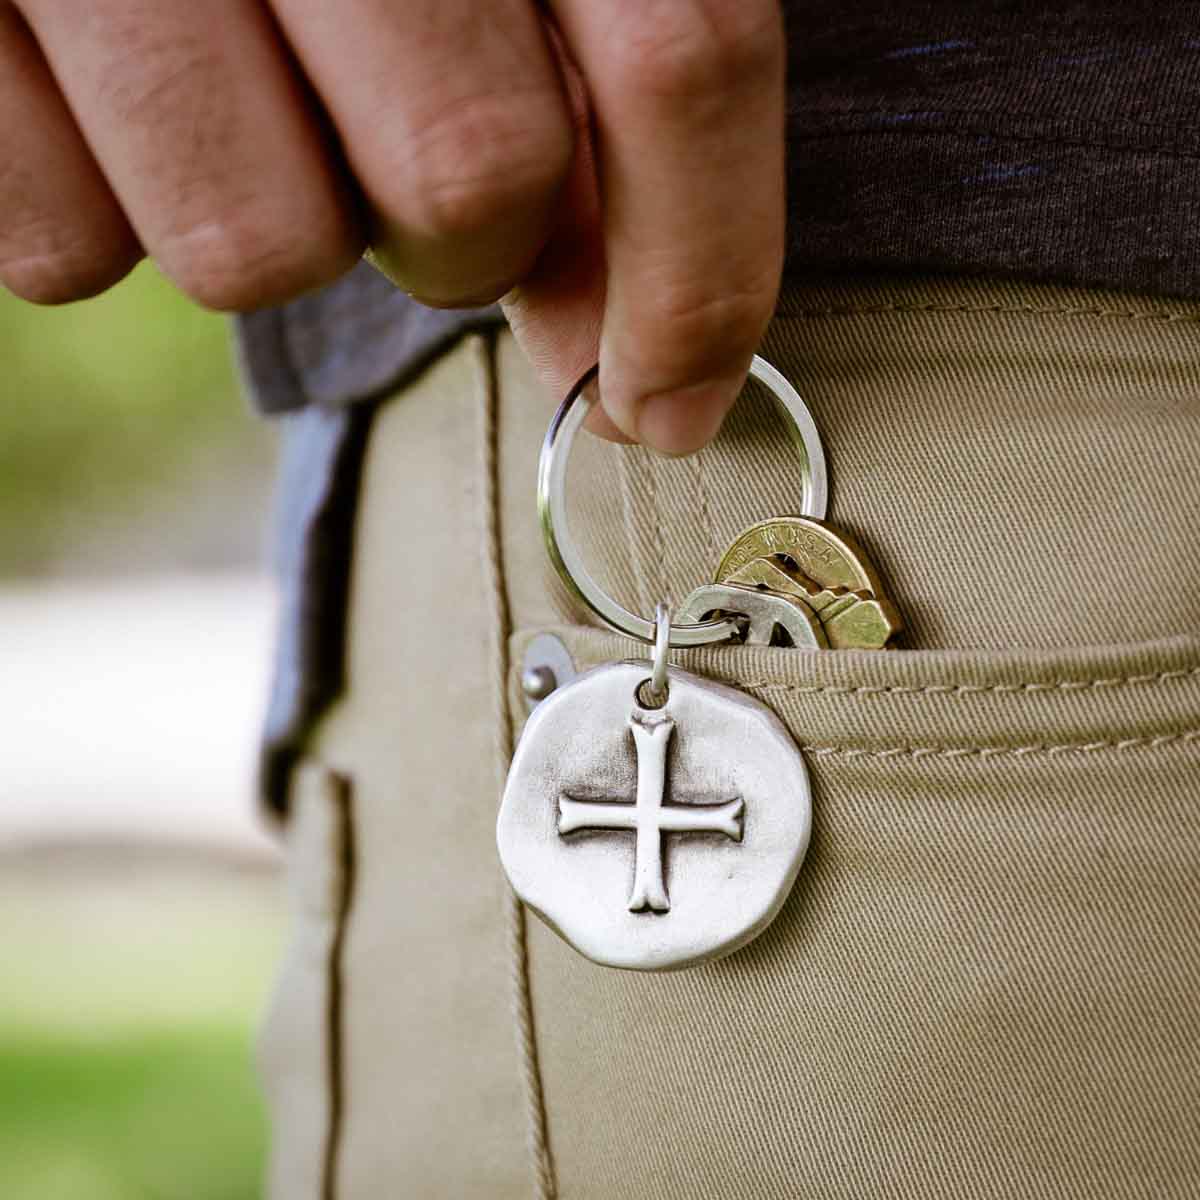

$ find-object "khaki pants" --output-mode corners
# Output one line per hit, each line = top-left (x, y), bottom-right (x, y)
(258, 275), (1200, 1199)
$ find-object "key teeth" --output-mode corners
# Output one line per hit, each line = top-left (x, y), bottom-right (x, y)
(721, 547), (903, 649)
(823, 597), (897, 649)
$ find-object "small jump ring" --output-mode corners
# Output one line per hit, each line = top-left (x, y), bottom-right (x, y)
(649, 601), (671, 700)
(538, 354), (829, 648)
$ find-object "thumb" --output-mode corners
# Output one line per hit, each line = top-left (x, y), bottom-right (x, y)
(555, 1), (787, 455)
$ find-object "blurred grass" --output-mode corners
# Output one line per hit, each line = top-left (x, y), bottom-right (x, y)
(0, 857), (284, 1200)
(2, 263), (287, 1196)
(0, 1031), (266, 1200)
(0, 263), (274, 575)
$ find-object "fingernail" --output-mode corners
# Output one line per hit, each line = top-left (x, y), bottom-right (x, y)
(635, 382), (733, 456)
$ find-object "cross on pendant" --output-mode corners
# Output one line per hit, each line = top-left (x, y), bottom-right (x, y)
(557, 717), (744, 913)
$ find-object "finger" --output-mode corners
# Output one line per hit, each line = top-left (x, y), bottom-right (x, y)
(496, 26), (628, 447)
(16, 0), (363, 310)
(500, 30), (611, 418)
(0, 7), (140, 303)
(268, 0), (574, 307)
(549, 0), (786, 454)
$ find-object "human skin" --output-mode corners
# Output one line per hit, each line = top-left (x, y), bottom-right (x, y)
(0, 1), (785, 454)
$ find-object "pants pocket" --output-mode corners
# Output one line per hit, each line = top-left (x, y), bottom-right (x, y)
(510, 625), (1200, 1199)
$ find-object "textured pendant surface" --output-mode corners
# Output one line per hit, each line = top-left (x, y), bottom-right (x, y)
(497, 662), (811, 971)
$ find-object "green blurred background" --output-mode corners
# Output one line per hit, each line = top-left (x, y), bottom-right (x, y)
(0, 854), (281, 1200)
(0, 261), (275, 577)
(1, 264), (285, 1199)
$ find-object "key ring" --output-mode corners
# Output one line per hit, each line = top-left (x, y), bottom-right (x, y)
(538, 354), (829, 647)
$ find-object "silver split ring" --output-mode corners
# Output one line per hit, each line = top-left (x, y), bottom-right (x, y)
(538, 354), (829, 647)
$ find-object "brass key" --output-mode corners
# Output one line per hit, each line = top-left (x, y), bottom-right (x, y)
(715, 517), (902, 650)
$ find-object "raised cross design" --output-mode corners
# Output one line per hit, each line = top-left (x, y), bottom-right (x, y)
(557, 717), (744, 913)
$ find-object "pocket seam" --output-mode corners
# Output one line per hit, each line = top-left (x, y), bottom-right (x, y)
(518, 624), (1200, 699)
(512, 626), (1200, 758)
(744, 663), (1200, 700)
(801, 727), (1200, 761)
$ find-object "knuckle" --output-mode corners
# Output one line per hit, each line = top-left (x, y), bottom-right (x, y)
(0, 231), (140, 305)
(415, 158), (539, 245)
(158, 205), (360, 311)
(615, 3), (781, 100)
(393, 93), (571, 243)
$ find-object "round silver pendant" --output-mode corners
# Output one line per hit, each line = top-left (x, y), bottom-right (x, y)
(497, 662), (811, 971)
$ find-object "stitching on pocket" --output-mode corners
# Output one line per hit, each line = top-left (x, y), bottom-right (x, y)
(743, 665), (1200, 700)
(516, 628), (1200, 755)
(803, 728), (1200, 760)
(476, 334), (557, 1200)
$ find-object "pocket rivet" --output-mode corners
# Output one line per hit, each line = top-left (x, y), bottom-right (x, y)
(521, 634), (577, 712)
(522, 665), (557, 701)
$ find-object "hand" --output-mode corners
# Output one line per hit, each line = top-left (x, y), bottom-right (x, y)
(0, 1), (785, 454)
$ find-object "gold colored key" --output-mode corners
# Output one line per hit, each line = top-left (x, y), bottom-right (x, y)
(716, 517), (902, 650)
(724, 557), (897, 649)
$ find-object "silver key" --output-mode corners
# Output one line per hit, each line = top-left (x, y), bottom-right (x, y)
(677, 583), (827, 649)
